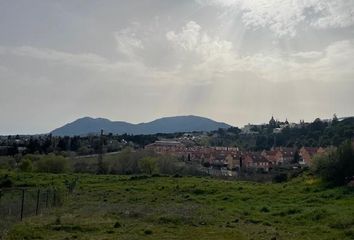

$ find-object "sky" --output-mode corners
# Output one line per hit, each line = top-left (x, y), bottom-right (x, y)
(1, 0), (354, 134)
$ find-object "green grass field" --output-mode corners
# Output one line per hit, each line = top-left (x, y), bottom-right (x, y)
(1, 171), (354, 240)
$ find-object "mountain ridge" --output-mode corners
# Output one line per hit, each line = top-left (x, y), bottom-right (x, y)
(51, 115), (232, 136)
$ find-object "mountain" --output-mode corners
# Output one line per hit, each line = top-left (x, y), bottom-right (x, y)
(51, 115), (232, 136)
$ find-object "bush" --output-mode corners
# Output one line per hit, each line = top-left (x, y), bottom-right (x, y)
(22, 154), (41, 162)
(260, 207), (270, 213)
(312, 141), (354, 186)
(19, 159), (33, 172)
(139, 157), (157, 175)
(113, 222), (121, 228)
(156, 156), (178, 175)
(0, 156), (13, 170)
(73, 161), (91, 173)
(0, 175), (13, 188)
(144, 229), (153, 235)
(36, 154), (68, 173)
(272, 173), (288, 183)
(96, 155), (109, 175)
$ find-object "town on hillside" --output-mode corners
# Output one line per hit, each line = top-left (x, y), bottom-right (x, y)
(144, 116), (352, 177)
(145, 140), (326, 177)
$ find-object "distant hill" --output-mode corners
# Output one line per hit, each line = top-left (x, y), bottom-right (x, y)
(51, 115), (232, 136)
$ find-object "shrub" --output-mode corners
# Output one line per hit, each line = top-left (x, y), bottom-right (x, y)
(345, 228), (354, 238)
(129, 175), (150, 180)
(19, 159), (33, 172)
(272, 173), (288, 183)
(260, 206), (270, 213)
(192, 188), (206, 195)
(144, 229), (153, 235)
(73, 161), (91, 173)
(113, 222), (121, 228)
(329, 217), (354, 229)
(309, 209), (328, 221)
(156, 156), (177, 175)
(139, 157), (157, 175)
(36, 154), (68, 173)
(96, 155), (109, 175)
(0, 175), (13, 188)
(0, 156), (13, 170)
(22, 154), (41, 162)
(77, 146), (93, 156)
(312, 141), (354, 186)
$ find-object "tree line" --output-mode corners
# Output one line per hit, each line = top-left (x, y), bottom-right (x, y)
(1, 148), (203, 177)
(208, 117), (354, 151)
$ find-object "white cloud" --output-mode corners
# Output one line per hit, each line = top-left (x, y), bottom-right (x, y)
(2, 22), (354, 88)
(197, 0), (354, 37)
(291, 51), (323, 59)
(115, 28), (144, 60)
(166, 21), (238, 83)
(310, 40), (354, 80)
(10, 46), (110, 69)
(312, 0), (354, 29)
(166, 21), (202, 51)
(244, 40), (354, 82)
(1, 44), (149, 75)
(166, 21), (354, 83)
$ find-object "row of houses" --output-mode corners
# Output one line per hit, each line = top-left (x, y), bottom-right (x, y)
(145, 140), (327, 172)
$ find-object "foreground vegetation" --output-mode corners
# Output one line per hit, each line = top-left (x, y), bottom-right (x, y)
(1, 171), (354, 240)
(0, 148), (203, 178)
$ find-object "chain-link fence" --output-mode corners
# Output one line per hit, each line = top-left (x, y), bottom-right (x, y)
(0, 187), (65, 238)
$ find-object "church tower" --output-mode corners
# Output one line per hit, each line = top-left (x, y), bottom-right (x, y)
(269, 116), (276, 128)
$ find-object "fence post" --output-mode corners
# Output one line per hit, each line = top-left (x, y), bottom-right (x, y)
(20, 189), (25, 221)
(36, 189), (40, 215)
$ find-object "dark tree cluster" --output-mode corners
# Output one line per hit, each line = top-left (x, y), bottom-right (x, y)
(208, 117), (354, 151)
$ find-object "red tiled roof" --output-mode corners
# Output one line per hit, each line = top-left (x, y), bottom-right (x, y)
(302, 147), (319, 156)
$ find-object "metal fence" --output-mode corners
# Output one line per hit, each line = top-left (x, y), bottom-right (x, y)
(0, 187), (65, 238)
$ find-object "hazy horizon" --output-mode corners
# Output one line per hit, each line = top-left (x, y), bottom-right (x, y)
(1, 0), (354, 135)
(1, 113), (351, 136)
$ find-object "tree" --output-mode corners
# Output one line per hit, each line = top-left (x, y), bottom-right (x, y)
(42, 137), (53, 154)
(292, 150), (300, 164)
(139, 157), (157, 175)
(73, 161), (91, 173)
(310, 118), (326, 132)
(96, 130), (108, 174)
(157, 156), (177, 174)
(27, 138), (41, 154)
(332, 114), (339, 125)
(57, 137), (68, 152)
(36, 154), (68, 173)
(19, 159), (33, 172)
(96, 154), (109, 174)
(70, 136), (81, 151)
(312, 141), (354, 186)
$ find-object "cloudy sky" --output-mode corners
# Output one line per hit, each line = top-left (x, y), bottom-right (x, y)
(1, 0), (354, 134)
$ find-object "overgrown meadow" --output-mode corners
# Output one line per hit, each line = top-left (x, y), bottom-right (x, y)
(1, 171), (354, 240)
